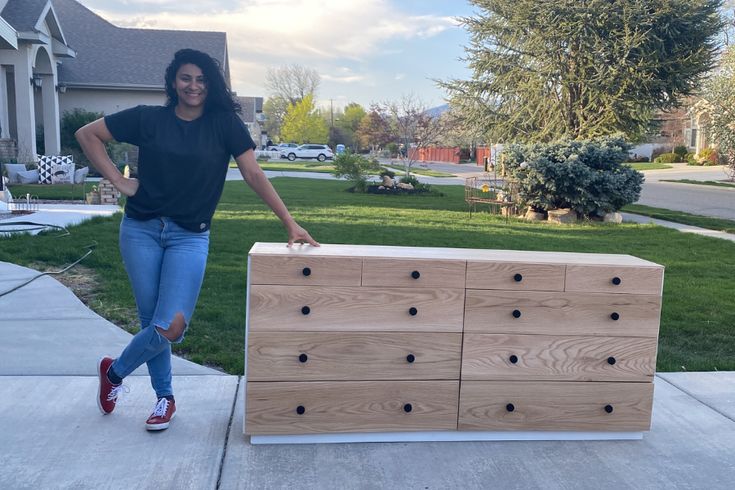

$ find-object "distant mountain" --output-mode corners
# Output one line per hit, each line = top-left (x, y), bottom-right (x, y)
(424, 104), (449, 118)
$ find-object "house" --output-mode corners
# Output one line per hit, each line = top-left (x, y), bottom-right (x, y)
(0, 0), (263, 163)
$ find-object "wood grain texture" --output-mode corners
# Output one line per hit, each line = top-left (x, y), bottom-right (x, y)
(249, 285), (465, 332)
(565, 265), (664, 294)
(362, 258), (466, 288)
(465, 262), (565, 291)
(249, 255), (362, 286)
(245, 381), (460, 434)
(464, 290), (662, 337)
(247, 332), (462, 381)
(458, 381), (653, 431)
(461, 334), (657, 381)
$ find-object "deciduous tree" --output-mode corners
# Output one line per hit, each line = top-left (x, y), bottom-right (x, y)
(280, 94), (329, 144)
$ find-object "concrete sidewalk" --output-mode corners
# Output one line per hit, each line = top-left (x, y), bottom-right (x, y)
(1, 263), (734, 489)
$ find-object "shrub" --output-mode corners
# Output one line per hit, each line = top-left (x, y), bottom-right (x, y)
(503, 136), (643, 216)
(673, 145), (688, 159)
(697, 147), (719, 166)
(653, 152), (679, 163)
(332, 152), (381, 192)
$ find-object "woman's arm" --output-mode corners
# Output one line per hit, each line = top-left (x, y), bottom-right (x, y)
(235, 149), (319, 247)
(75, 118), (139, 197)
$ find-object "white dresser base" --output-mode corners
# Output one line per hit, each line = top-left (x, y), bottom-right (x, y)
(250, 430), (644, 445)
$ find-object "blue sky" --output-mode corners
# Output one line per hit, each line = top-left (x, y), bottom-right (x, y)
(80, 0), (475, 111)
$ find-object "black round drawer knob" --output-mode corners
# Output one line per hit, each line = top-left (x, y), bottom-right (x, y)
(512, 309), (522, 318)
(403, 403), (413, 413)
(296, 405), (306, 415)
(514, 273), (523, 282)
(611, 277), (622, 285)
(301, 306), (311, 315)
(409, 307), (418, 316)
(610, 312), (620, 321)
(607, 356), (617, 365)
(302, 267), (311, 277)
(604, 404), (614, 414)
(298, 353), (308, 363)
(506, 403), (515, 412)
(406, 354), (416, 363)
(509, 355), (519, 364)
(411, 270), (421, 279)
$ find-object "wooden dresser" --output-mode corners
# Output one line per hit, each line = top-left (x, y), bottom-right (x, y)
(244, 243), (663, 444)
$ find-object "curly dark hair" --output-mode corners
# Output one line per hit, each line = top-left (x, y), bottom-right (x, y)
(164, 48), (241, 114)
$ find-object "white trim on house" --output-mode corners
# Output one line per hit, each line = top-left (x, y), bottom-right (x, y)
(0, 16), (16, 50)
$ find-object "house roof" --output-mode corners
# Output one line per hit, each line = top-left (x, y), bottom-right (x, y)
(1, 0), (50, 32)
(237, 96), (264, 124)
(51, 0), (229, 89)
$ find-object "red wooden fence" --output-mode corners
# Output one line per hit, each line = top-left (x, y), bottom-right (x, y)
(408, 146), (460, 164)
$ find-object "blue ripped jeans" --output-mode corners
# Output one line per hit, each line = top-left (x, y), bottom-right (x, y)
(110, 215), (209, 398)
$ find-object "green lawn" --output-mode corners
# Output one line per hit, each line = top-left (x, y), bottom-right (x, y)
(7, 183), (91, 201)
(2, 178), (733, 374)
(384, 165), (456, 178)
(623, 204), (735, 234)
(624, 162), (673, 171)
(660, 179), (735, 189)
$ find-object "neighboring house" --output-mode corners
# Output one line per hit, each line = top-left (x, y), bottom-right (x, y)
(0, 0), (260, 163)
(237, 95), (266, 148)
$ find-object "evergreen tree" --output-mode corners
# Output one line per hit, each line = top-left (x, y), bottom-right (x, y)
(442, 0), (723, 142)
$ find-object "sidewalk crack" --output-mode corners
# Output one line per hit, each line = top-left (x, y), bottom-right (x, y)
(656, 374), (735, 424)
(215, 376), (240, 489)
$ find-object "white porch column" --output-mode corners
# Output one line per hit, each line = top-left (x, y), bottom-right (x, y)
(41, 73), (60, 154)
(8, 45), (36, 162)
(0, 65), (9, 139)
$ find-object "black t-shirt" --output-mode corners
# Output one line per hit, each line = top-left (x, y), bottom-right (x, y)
(104, 105), (256, 232)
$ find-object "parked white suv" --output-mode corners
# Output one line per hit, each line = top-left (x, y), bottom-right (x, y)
(285, 144), (334, 162)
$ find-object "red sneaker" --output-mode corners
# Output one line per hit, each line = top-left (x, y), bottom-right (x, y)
(145, 398), (176, 431)
(97, 357), (128, 415)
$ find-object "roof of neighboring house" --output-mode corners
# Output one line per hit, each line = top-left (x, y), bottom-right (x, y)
(1, 0), (49, 32)
(51, 0), (229, 89)
(237, 96), (264, 124)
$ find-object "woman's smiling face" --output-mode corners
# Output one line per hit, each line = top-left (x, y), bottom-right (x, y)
(174, 63), (207, 109)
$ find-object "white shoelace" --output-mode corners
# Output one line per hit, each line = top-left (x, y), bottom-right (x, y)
(106, 384), (129, 402)
(151, 398), (170, 418)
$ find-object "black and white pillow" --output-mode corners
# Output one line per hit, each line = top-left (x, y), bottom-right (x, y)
(38, 155), (73, 184)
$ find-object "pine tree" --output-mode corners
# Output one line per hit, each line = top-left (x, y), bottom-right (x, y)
(442, 0), (723, 142)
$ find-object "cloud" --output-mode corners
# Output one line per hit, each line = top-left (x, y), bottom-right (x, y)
(84, 1), (459, 61)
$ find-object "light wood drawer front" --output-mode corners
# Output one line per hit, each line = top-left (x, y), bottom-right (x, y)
(248, 255), (362, 286)
(247, 332), (462, 381)
(464, 290), (661, 337)
(462, 334), (657, 381)
(361, 258), (466, 288)
(466, 261), (565, 291)
(249, 286), (465, 332)
(565, 265), (663, 295)
(458, 381), (653, 431)
(245, 381), (459, 434)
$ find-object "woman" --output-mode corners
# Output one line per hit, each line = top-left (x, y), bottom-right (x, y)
(76, 48), (318, 431)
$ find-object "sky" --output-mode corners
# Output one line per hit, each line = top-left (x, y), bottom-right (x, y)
(79, 0), (476, 111)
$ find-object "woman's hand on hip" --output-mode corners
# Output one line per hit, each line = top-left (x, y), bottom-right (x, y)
(114, 177), (140, 197)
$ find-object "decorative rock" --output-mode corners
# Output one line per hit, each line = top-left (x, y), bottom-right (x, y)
(603, 212), (623, 224)
(547, 208), (577, 224)
(524, 208), (545, 221)
(382, 175), (395, 187)
(397, 182), (414, 190)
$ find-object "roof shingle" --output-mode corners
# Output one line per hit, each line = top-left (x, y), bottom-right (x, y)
(52, 0), (228, 88)
(1, 0), (50, 32)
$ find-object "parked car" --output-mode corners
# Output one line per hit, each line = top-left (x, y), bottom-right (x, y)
(284, 144), (334, 162)
(275, 143), (298, 156)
